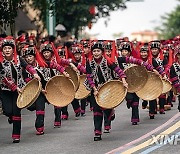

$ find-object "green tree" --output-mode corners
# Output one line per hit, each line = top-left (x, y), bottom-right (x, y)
(157, 0), (180, 39)
(0, 0), (24, 35)
(30, 0), (127, 38)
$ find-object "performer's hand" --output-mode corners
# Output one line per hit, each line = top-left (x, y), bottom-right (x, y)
(34, 74), (41, 81)
(122, 78), (128, 88)
(162, 74), (168, 80)
(70, 63), (78, 72)
(42, 89), (47, 95)
(153, 69), (160, 76)
(63, 71), (70, 78)
(123, 81), (128, 88)
(17, 87), (23, 94)
(94, 89), (98, 96)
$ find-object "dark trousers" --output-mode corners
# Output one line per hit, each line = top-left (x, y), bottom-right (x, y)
(178, 95), (180, 112)
(149, 99), (157, 116)
(90, 94), (112, 135)
(0, 90), (21, 139)
(80, 98), (86, 114)
(61, 98), (81, 115)
(167, 90), (173, 105)
(87, 95), (93, 110)
(28, 93), (46, 132)
(159, 94), (166, 112)
(126, 93), (139, 123)
(54, 106), (61, 125)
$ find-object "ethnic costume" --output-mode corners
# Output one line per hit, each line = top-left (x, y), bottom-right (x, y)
(0, 37), (37, 143)
(84, 41), (127, 141)
(149, 41), (167, 114)
(57, 45), (83, 119)
(40, 42), (70, 127)
(170, 45), (180, 112)
(139, 45), (158, 119)
(21, 45), (47, 135)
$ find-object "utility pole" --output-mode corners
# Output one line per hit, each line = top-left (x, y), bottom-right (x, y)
(46, 0), (56, 35)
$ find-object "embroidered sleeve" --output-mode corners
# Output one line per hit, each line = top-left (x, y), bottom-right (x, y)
(60, 58), (71, 65)
(26, 65), (37, 75)
(142, 61), (154, 71)
(77, 64), (86, 74)
(2, 77), (17, 91)
(114, 65), (126, 79)
(109, 62), (126, 79)
(50, 61), (65, 73)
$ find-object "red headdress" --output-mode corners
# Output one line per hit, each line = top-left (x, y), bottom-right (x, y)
(148, 40), (164, 64)
(40, 41), (61, 64)
(0, 36), (18, 64)
(57, 46), (69, 59)
(104, 40), (118, 63)
(22, 45), (47, 67)
(71, 44), (86, 66)
(174, 44), (180, 62)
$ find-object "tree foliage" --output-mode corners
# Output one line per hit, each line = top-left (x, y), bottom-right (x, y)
(157, 0), (180, 39)
(30, 0), (127, 38)
(0, 0), (24, 27)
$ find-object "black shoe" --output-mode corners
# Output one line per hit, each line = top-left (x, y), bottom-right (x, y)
(150, 115), (154, 119)
(75, 112), (80, 117)
(81, 113), (86, 117)
(13, 139), (20, 143)
(94, 135), (102, 141)
(104, 129), (110, 133)
(132, 122), (138, 125)
(8, 117), (13, 124)
(160, 111), (165, 114)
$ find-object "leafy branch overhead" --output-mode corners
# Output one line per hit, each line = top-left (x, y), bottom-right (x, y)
(0, 0), (24, 26)
(30, 0), (126, 37)
(157, 0), (180, 39)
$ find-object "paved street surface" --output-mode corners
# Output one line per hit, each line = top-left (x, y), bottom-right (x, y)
(0, 101), (179, 154)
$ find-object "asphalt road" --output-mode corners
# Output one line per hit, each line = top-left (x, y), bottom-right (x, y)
(0, 100), (179, 154)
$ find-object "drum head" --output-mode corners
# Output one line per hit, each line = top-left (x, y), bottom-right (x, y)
(124, 65), (148, 93)
(75, 75), (90, 99)
(95, 80), (127, 109)
(17, 79), (42, 109)
(136, 72), (163, 100)
(45, 75), (75, 107)
(162, 79), (172, 94)
(65, 66), (79, 91)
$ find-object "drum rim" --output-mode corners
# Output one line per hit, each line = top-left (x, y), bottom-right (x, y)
(136, 72), (163, 101)
(17, 79), (42, 109)
(95, 80), (127, 109)
(124, 65), (148, 93)
(75, 74), (90, 99)
(45, 75), (75, 107)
